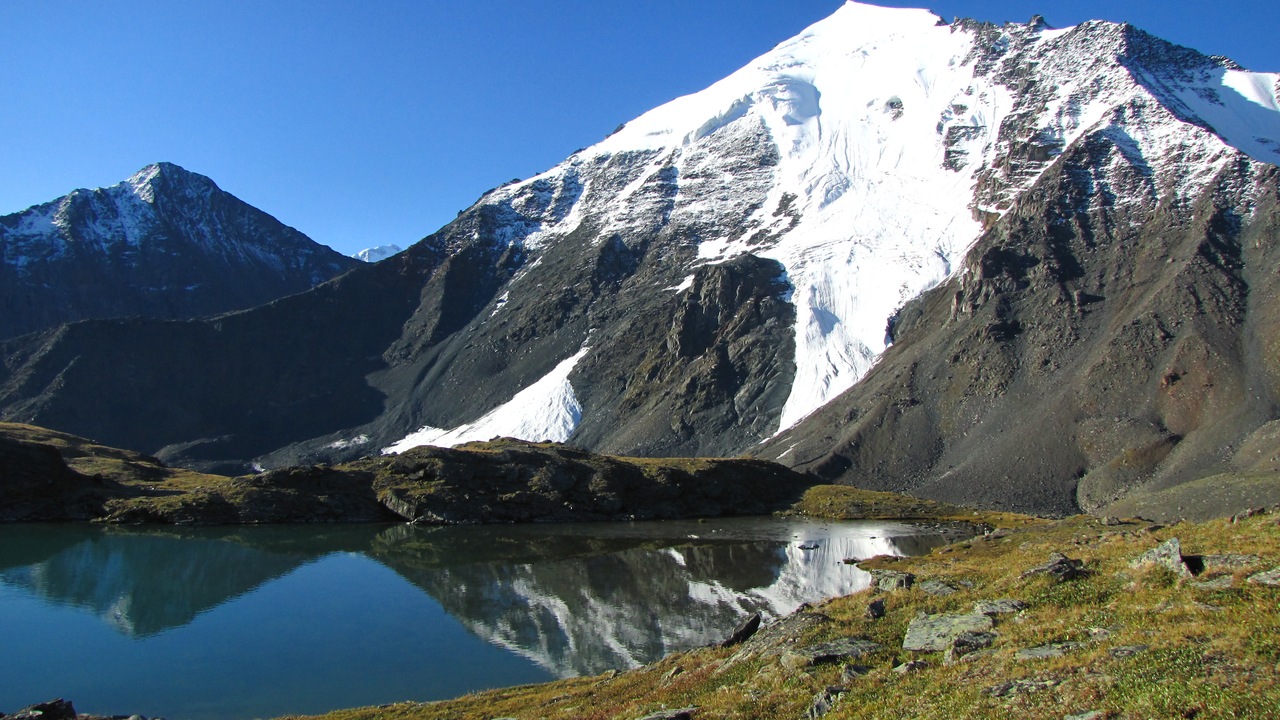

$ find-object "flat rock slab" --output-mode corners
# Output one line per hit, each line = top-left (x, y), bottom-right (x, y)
(1015, 641), (1084, 660)
(983, 678), (1060, 697)
(973, 599), (1028, 616)
(918, 579), (958, 596)
(903, 613), (994, 652)
(1195, 554), (1263, 571)
(637, 708), (699, 720)
(782, 637), (883, 669)
(1130, 538), (1191, 577)
(1108, 644), (1150, 658)
(1248, 568), (1280, 587)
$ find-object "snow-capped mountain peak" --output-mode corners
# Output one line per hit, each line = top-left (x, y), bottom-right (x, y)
(0, 162), (359, 339)
(385, 1), (1276, 447)
(353, 244), (403, 263)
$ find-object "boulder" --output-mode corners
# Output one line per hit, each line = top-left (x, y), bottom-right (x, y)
(865, 598), (886, 620)
(8, 699), (77, 720)
(1130, 538), (1191, 577)
(719, 612), (762, 647)
(869, 569), (915, 592)
(973, 599), (1027, 616)
(1021, 553), (1088, 582)
(806, 686), (847, 719)
(903, 612), (994, 652)
(781, 638), (883, 669)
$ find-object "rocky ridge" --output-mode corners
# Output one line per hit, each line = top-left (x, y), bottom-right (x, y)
(0, 423), (810, 525)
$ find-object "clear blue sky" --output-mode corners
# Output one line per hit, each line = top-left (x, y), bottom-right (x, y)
(2, 1), (1277, 256)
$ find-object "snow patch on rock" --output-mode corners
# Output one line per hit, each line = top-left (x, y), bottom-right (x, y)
(384, 346), (591, 453)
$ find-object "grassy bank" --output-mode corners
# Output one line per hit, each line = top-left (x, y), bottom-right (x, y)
(288, 508), (1280, 719)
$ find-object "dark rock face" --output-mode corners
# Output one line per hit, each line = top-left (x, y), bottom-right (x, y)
(0, 244), (442, 474)
(763, 154), (1280, 517)
(0, 163), (359, 340)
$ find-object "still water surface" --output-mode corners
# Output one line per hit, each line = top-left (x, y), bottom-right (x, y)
(0, 518), (966, 719)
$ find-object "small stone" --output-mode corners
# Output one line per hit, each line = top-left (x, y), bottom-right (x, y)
(1022, 553), (1089, 582)
(841, 665), (873, 682)
(661, 666), (683, 684)
(806, 686), (847, 719)
(919, 579), (958, 596)
(1064, 711), (1104, 720)
(1130, 539), (1191, 577)
(1103, 516), (1123, 526)
(1087, 627), (1116, 640)
(869, 569), (915, 591)
(903, 612), (994, 652)
(892, 660), (928, 674)
(865, 598), (886, 620)
(1248, 568), (1280, 587)
(1015, 642), (1084, 661)
(973, 599), (1028, 616)
(1108, 644), (1150, 658)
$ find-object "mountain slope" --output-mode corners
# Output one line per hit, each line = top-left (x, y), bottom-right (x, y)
(0, 3), (1277, 517)
(0, 163), (359, 340)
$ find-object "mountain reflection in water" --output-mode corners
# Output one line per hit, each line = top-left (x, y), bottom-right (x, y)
(373, 520), (952, 676)
(0, 518), (965, 716)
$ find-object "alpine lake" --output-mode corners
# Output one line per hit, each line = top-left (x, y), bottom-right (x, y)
(0, 517), (974, 719)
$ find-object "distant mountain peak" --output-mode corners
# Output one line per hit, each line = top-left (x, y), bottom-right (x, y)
(353, 244), (403, 263)
(0, 162), (359, 339)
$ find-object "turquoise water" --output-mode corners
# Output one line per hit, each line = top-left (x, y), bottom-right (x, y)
(0, 518), (962, 719)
